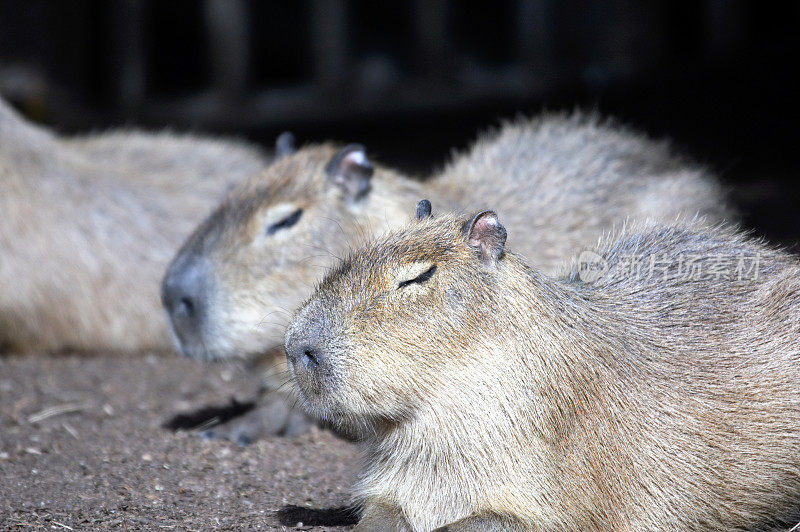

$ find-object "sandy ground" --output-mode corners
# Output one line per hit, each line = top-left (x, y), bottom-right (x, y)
(0, 352), (360, 530)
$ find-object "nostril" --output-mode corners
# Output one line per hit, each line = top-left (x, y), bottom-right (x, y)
(302, 349), (319, 369)
(177, 297), (195, 317)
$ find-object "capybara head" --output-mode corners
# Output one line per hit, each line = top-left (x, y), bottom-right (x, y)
(162, 135), (399, 360)
(284, 201), (512, 429)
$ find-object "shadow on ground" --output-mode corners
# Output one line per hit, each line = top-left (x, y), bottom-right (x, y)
(277, 505), (360, 527)
(162, 397), (256, 431)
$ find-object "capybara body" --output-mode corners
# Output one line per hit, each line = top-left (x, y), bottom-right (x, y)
(285, 207), (800, 531)
(0, 97), (268, 352)
(165, 113), (734, 361)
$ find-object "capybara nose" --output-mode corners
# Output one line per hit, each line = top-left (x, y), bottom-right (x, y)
(161, 258), (208, 344)
(162, 270), (200, 319)
(169, 291), (196, 319)
(286, 339), (325, 372)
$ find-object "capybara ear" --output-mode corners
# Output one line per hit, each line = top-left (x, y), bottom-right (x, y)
(463, 210), (507, 263)
(415, 199), (432, 220)
(325, 144), (374, 201)
(275, 131), (296, 158)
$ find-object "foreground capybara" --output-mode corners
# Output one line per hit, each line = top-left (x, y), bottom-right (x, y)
(164, 113), (735, 442)
(0, 97), (269, 352)
(285, 202), (800, 532)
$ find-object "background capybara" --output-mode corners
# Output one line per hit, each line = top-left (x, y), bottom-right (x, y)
(0, 97), (269, 352)
(164, 114), (734, 441)
(165, 114), (733, 361)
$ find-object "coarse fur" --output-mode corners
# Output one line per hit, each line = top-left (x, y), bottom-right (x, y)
(285, 210), (800, 531)
(166, 112), (735, 361)
(431, 114), (735, 270)
(0, 97), (269, 352)
(166, 113), (735, 443)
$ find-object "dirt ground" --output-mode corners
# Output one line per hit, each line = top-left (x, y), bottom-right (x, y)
(0, 351), (360, 530)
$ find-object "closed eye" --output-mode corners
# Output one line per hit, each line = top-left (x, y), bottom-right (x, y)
(397, 265), (437, 289)
(267, 209), (303, 235)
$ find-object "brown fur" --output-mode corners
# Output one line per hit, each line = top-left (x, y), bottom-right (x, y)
(165, 113), (736, 444)
(286, 210), (800, 532)
(0, 97), (268, 351)
(166, 112), (735, 361)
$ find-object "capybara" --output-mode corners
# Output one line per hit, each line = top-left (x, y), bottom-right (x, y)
(0, 97), (269, 352)
(164, 113), (735, 442)
(286, 203), (800, 531)
(165, 113), (733, 361)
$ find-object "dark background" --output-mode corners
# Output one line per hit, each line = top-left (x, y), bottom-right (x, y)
(1, 1), (798, 245)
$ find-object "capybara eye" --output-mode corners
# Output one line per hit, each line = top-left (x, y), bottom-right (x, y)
(397, 265), (436, 289)
(266, 209), (303, 235)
